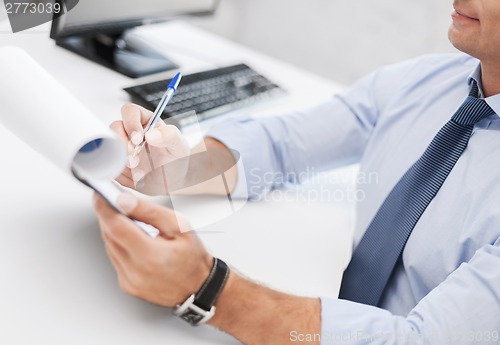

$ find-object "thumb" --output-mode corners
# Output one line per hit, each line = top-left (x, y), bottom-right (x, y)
(117, 193), (187, 237)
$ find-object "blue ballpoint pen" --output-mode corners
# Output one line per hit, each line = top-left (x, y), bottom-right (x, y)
(132, 72), (182, 157)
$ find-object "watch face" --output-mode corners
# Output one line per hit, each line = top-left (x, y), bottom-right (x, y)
(180, 309), (205, 325)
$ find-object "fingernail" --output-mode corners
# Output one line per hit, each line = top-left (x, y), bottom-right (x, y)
(146, 129), (162, 145)
(133, 170), (145, 182)
(131, 131), (143, 145)
(117, 193), (138, 214)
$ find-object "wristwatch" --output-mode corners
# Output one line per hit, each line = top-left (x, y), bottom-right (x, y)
(173, 257), (229, 326)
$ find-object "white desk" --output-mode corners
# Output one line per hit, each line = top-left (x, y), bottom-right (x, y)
(0, 20), (355, 344)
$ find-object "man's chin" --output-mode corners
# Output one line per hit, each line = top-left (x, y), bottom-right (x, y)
(448, 29), (475, 56)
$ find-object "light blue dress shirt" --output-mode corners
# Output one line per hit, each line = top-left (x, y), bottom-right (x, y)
(207, 53), (500, 344)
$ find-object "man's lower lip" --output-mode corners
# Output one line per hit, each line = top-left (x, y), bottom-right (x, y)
(452, 10), (479, 22)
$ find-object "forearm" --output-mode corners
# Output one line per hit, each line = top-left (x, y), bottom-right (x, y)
(204, 100), (372, 200)
(209, 271), (321, 345)
(180, 137), (238, 196)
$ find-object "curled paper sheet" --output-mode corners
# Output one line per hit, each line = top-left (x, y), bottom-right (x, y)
(0, 47), (247, 234)
(0, 46), (126, 180)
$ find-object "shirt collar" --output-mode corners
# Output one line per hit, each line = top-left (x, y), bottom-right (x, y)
(467, 62), (500, 117)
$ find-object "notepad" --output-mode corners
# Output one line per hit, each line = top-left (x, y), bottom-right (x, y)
(0, 46), (246, 234)
(0, 46), (126, 181)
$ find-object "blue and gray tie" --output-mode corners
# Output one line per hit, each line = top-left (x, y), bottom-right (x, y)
(338, 81), (496, 306)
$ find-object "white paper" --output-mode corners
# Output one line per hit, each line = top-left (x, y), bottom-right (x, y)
(0, 46), (126, 180)
(0, 47), (247, 235)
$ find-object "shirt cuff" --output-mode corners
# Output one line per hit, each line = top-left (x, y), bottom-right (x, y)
(319, 297), (415, 345)
(205, 115), (277, 200)
(205, 117), (252, 199)
(229, 151), (248, 199)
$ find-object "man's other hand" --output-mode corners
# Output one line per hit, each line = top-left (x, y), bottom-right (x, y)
(93, 192), (212, 307)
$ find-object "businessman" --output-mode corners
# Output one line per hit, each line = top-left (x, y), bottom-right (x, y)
(94, 1), (500, 344)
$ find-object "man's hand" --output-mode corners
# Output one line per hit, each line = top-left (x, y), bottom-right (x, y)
(111, 103), (238, 196)
(93, 192), (213, 307)
(99, 104), (318, 344)
(110, 103), (190, 195)
(93, 192), (320, 344)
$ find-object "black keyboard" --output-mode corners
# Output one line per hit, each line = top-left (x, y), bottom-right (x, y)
(124, 64), (285, 126)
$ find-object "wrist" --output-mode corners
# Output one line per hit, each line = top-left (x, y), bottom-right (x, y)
(207, 269), (237, 328)
(174, 256), (230, 326)
(207, 272), (322, 345)
(175, 252), (213, 305)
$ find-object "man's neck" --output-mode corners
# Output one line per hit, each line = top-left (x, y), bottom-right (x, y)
(480, 61), (500, 97)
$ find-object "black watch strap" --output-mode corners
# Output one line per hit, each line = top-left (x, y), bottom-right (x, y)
(194, 258), (229, 311)
(174, 257), (230, 326)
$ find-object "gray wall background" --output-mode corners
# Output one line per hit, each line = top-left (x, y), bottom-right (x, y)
(0, 0), (457, 85)
(197, 0), (457, 85)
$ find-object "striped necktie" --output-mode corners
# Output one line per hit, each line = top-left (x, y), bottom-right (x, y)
(338, 80), (496, 306)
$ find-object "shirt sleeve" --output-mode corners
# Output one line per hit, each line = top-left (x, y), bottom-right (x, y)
(205, 57), (425, 200)
(205, 97), (372, 199)
(320, 237), (500, 345)
(204, 86), (374, 200)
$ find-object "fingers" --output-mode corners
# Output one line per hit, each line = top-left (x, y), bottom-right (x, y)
(116, 193), (185, 236)
(101, 233), (134, 293)
(131, 147), (154, 181)
(112, 104), (187, 189)
(119, 104), (170, 172)
(93, 193), (153, 255)
(109, 120), (128, 143)
(104, 237), (128, 272)
(102, 231), (129, 258)
(110, 120), (139, 170)
(145, 124), (186, 150)
(121, 104), (154, 145)
(115, 173), (135, 189)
